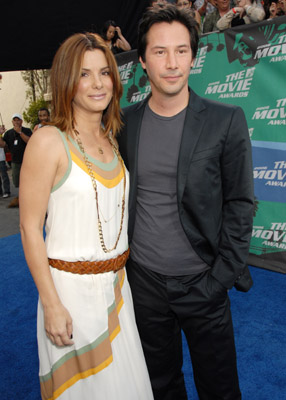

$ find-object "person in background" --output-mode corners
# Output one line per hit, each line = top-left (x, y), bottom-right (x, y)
(101, 20), (131, 54)
(118, 3), (254, 399)
(0, 125), (11, 198)
(195, 0), (216, 19)
(277, 0), (286, 14)
(175, 0), (202, 28)
(150, 0), (168, 6)
(19, 32), (153, 400)
(0, 114), (32, 208)
(33, 108), (50, 132)
(217, 0), (265, 30)
(264, 0), (279, 18)
(203, 0), (232, 32)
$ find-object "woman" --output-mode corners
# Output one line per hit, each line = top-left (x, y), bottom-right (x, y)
(20, 33), (153, 400)
(175, 0), (202, 27)
(101, 20), (131, 54)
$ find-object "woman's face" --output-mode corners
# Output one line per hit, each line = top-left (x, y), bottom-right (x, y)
(106, 25), (116, 41)
(73, 50), (113, 116)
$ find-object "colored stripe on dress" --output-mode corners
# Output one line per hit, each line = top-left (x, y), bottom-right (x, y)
(40, 269), (125, 400)
(69, 147), (124, 189)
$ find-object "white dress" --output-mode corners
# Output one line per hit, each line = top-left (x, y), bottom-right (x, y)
(38, 129), (153, 400)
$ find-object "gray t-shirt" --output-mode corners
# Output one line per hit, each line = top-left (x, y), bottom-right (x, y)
(131, 103), (209, 276)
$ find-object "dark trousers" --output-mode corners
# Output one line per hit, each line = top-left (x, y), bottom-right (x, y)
(126, 258), (241, 400)
(0, 160), (10, 195)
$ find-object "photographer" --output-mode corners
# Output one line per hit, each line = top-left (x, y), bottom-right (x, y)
(0, 114), (32, 207)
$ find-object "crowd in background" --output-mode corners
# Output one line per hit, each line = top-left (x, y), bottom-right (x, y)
(152, 0), (285, 32)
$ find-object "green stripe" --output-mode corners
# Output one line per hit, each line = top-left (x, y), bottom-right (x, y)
(40, 330), (110, 382)
(39, 271), (123, 382)
(51, 129), (72, 192)
(69, 136), (118, 171)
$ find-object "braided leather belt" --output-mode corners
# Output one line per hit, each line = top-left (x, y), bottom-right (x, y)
(48, 248), (130, 275)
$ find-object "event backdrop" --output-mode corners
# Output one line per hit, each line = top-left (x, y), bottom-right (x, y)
(116, 16), (286, 274)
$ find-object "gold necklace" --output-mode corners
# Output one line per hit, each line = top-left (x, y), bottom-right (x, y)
(73, 127), (126, 253)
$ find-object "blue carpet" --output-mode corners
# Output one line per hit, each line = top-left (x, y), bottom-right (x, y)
(1, 233), (285, 399)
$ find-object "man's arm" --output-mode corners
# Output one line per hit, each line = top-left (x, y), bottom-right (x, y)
(14, 126), (32, 144)
(18, 131), (31, 143)
(0, 126), (6, 148)
(210, 106), (254, 290)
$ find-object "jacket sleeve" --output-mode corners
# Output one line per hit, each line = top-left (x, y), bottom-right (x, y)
(210, 106), (254, 289)
(245, 3), (265, 22)
(217, 9), (236, 31)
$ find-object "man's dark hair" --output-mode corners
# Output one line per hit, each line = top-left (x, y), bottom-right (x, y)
(38, 107), (50, 116)
(138, 3), (199, 62)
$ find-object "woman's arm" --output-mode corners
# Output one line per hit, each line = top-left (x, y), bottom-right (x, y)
(244, 3), (266, 22)
(115, 26), (131, 51)
(20, 127), (74, 347)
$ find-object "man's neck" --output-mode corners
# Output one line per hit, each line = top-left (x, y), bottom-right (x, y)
(148, 87), (189, 117)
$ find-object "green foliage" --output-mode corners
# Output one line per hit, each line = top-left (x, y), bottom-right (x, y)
(22, 98), (49, 128)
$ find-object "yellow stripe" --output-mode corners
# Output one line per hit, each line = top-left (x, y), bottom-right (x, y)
(110, 325), (121, 342)
(119, 270), (125, 289)
(117, 297), (124, 314)
(50, 355), (114, 400)
(71, 152), (124, 188)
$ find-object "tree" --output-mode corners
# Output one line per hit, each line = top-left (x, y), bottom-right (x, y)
(21, 69), (50, 102)
(21, 69), (50, 127)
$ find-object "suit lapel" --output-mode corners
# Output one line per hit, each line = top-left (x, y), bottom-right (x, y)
(125, 99), (147, 222)
(177, 90), (207, 204)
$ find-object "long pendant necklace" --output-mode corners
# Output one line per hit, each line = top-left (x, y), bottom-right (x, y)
(73, 127), (126, 253)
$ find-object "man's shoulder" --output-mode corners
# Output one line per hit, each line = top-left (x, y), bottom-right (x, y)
(122, 99), (146, 119)
(189, 90), (241, 115)
(3, 128), (14, 139)
(22, 126), (33, 135)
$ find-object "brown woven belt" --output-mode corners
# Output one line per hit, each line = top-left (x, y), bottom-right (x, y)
(48, 248), (130, 275)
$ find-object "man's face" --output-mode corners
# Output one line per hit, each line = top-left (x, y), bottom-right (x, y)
(12, 117), (22, 130)
(176, 0), (191, 8)
(38, 110), (49, 123)
(278, 0), (286, 13)
(140, 21), (194, 100)
(216, 0), (230, 11)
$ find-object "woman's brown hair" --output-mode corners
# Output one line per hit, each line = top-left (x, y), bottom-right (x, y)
(50, 32), (123, 137)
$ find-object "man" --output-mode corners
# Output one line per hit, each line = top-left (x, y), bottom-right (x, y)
(0, 139), (10, 198)
(33, 107), (50, 132)
(203, 0), (231, 33)
(277, 0), (286, 14)
(0, 114), (32, 207)
(118, 4), (254, 400)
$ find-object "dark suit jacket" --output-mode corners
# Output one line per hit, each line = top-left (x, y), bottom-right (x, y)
(118, 89), (254, 292)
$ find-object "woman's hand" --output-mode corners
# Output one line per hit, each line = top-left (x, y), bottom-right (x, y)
(44, 303), (74, 347)
(233, 6), (245, 17)
(115, 26), (122, 37)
